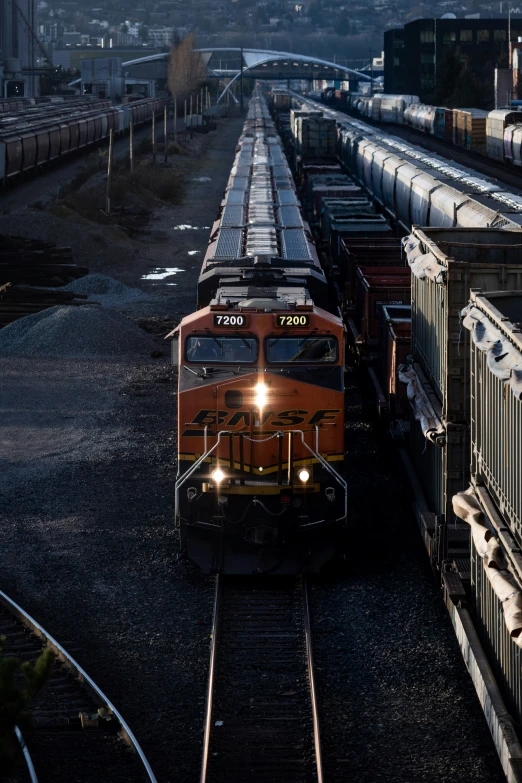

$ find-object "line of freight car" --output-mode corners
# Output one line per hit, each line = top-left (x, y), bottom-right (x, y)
(452, 291), (522, 745)
(0, 96), (106, 112)
(269, 93), (413, 420)
(0, 103), (115, 133)
(397, 239), (522, 781)
(0, 98), (113, 120)
(293, 91), (522, 232)
(327, 90), (522, 169)
(0, 97), (168, 184)
(295, 91), (522, 781)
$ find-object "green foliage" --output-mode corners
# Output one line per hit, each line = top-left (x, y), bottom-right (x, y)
(0, 637), (54, 774)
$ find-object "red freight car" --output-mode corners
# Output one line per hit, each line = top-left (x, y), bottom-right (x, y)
(354, 266), (411, 343)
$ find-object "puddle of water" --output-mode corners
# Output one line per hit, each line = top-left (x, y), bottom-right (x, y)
(173, 224), (210, 230)
(188, 250), (201, 256)
(141, 267), (185, 281)
(193, 176), (212, 182)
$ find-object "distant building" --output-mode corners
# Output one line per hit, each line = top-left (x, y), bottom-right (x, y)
(384, 17), (522, 101)
(0, 0), (40, 96)
(62, 31), (82, 45)
(147, 26), (177, 46)
(52, 44), (160, 71)
(39, 22), (64, 41)
(105, 31), (140, 46)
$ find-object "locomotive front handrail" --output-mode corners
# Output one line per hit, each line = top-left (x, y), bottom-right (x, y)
(175, 428), (347, 522)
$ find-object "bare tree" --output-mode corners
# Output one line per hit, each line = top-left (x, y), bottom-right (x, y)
(168, 33), (207, 101)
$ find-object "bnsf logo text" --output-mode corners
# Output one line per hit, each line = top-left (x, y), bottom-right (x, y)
(183, 409), (341, 434)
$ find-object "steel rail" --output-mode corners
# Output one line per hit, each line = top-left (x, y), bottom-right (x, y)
(14, 726), (38, 783)
(200, 576), (324, 782)
(0, 589), (158, 783)
(200, 575), (222, 783)
(302, 578), (324, 783)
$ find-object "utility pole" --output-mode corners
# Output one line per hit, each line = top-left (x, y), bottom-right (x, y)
(106, 128), (114, 215)
(129, 119), (134, 173)
(152, 112), (156, 165)
(164, 105), (168, 163)
(174, 97), (177, 142)
(509, 7), (512, 67)
(240, 45), (244, 112)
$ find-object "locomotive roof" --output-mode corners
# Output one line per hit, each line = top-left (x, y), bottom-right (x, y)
(212, 285), (311, 309)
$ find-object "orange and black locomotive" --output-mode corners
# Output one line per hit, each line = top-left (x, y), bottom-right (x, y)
(171, 94), (347, 574)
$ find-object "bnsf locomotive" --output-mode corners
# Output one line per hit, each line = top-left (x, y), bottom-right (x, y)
(171, 93), (347, 575)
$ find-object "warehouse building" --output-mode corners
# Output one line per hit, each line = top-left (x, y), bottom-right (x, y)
(384, 17), (522, 101)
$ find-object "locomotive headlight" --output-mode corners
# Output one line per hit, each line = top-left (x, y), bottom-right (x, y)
(255, 382), (268, 410)
(298, 469), (310, 483)
(212, 468), (225, 483)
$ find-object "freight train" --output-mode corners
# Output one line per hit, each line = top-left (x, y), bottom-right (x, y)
(172, 92), (347, 575)
(272, 89), (522, 777)
(0, 96), (168, 184)
(294, 93), (522, 232)
(324, 90), (522, 167)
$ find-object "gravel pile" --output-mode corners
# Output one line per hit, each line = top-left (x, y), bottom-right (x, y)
(0, 305), (154, 358)
(61, 274), (151, 307)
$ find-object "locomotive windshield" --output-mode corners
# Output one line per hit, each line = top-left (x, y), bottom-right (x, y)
(266, 336), (338, 363)
(185, 336), (257, 363)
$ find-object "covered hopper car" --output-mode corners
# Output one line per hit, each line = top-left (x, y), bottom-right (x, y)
(0, 97), (168, 184)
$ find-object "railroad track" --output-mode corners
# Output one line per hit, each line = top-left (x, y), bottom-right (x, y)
(201, 575), (323, 783)
(0, 589), (157, 783)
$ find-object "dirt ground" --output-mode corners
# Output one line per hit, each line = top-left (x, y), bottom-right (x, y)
(0, 115), (244, 783)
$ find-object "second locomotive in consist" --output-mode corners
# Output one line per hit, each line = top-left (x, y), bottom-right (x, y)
(172, 93), (347, 575)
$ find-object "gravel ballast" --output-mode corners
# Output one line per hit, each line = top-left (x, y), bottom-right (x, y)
(60, 273), (151, 307)
(0, 305), (154, 358)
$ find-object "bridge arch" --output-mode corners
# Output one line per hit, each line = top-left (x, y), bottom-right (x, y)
(120, 47), (373, 94)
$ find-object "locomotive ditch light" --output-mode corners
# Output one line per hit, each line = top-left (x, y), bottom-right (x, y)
(298, 469), (310, 483)
(212, 468), (225, 483)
